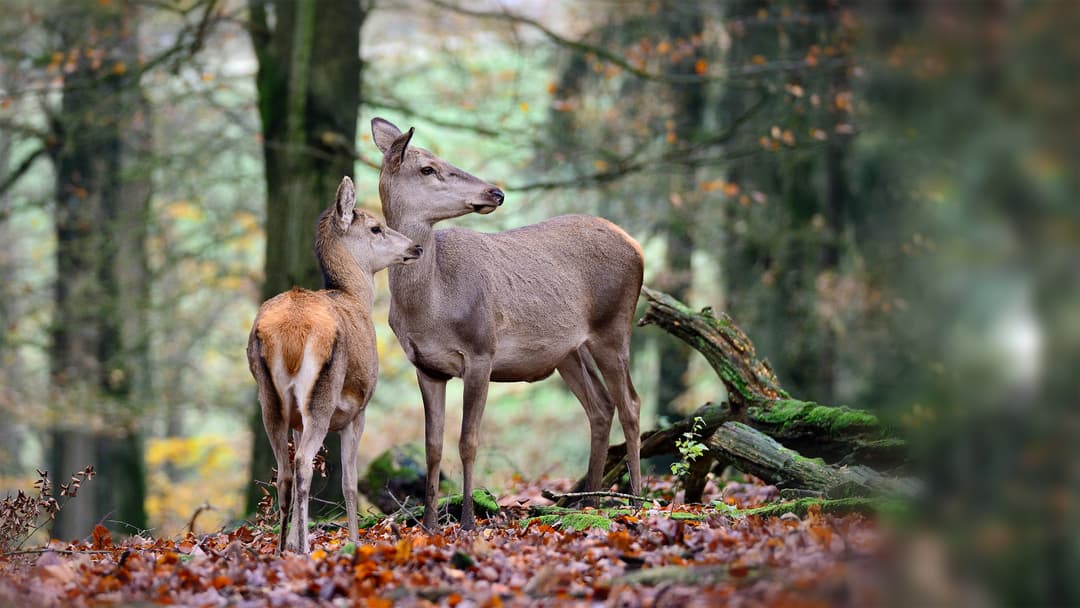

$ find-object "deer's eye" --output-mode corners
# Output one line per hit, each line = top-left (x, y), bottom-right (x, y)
(370, 225), (382, 235)
(420, 166), (436, 176)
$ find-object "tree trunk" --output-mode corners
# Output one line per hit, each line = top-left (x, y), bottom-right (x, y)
(48, 3), (149, 540)
(245, 0), (365, 516)
(0, 120), (25, 477)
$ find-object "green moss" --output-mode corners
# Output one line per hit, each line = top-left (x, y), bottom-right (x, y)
(358, 513), (384, 529)
(527, 513), (614, 531)
(719, 497), (908, 519)
(436, 489), (500, 515)
(669, 511), (708, 521)
(365, 443), (425, 489)
(750, 399), (880, 435)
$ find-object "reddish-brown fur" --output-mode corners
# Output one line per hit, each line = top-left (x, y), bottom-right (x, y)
(256, 288), (336, 376)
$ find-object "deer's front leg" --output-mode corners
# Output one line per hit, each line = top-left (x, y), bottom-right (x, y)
(416, 369), (447, 531)
(459, 356), (492, 531)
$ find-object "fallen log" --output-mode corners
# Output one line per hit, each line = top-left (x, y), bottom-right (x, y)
(706, 422), (917, 498)
(637, 287), (788, 410)
(635, 287), (904, 466)
(729, 496), (906, 518)
(570, 288), (908, 499)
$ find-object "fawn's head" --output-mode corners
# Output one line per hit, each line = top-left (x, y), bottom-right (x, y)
(371, 117), (505, 225)
(316, 176), (422, 278)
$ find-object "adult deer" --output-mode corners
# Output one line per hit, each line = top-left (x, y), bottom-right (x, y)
(247, 177), (422, 552)
(371, 118), (644, 530)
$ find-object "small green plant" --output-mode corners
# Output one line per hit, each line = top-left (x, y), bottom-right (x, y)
(670, 416), (707, 480)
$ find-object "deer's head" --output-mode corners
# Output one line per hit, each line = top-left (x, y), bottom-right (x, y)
(371, 118), (504, 225)
(316, 176), (422, 277)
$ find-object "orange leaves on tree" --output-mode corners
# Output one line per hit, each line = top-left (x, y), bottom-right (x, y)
(693, 58), (708, 74)
(700, 180), (740, 198)
(834, 91), (853, 112)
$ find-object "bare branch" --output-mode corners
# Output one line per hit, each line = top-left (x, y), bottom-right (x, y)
(427, 0), (699, 84)
(425, 0), (848, 84)
(507, 94), (772, 192)
(0, 145), (47, 199)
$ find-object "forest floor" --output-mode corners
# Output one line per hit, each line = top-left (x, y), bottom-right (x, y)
(0, 476), (892, 607)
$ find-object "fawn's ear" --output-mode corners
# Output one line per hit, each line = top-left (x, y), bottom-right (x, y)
(371, 117), (403, 154)
(335, 176), (356, 230)
(385, 127), (414, 173)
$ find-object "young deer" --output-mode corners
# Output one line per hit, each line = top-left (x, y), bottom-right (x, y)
(247, 176), (421, 552)
(371, 118), (644, 530)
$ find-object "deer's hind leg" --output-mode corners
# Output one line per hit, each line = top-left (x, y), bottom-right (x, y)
(557, 346), (615, 498)
(588, 334), (642, 497)
(289, 357), (344, 553)
(251, 339), (294, 554)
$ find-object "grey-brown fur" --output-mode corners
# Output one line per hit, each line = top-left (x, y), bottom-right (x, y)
(247, 177), (421, 552)
(371, 118), (644, 530)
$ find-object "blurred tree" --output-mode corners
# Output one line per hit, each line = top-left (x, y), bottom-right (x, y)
(244, 0), (367, 516)
(45, 1), (150, 539)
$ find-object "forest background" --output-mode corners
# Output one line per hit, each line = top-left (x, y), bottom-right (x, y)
(0, 0), (1076, 603)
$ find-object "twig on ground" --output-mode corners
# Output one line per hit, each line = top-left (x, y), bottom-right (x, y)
(541, 489), (646, 504)
(186, 502), (214, 535)
(386, 488), (424, 529)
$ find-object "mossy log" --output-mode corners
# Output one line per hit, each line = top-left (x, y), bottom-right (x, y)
(706, 422), (917, 498)
(729, 496), (907, 518)
(634, 287), (905, 467)
(637, 287), (789, 408)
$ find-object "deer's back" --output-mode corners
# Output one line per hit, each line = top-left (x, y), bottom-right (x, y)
(436, 214), (642, 320)
(422, 215), (642, 380)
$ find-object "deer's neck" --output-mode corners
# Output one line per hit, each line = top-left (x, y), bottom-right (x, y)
(320, 244), (375, 308)
(385, 215), (440, 310)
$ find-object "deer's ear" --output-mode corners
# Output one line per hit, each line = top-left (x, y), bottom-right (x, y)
(335, 176), (356, 230)
(371, 117), (403, 153)
(386, 127), (414, 173)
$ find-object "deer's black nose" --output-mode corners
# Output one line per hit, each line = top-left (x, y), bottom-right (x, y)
(487, 188), (505, 206)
